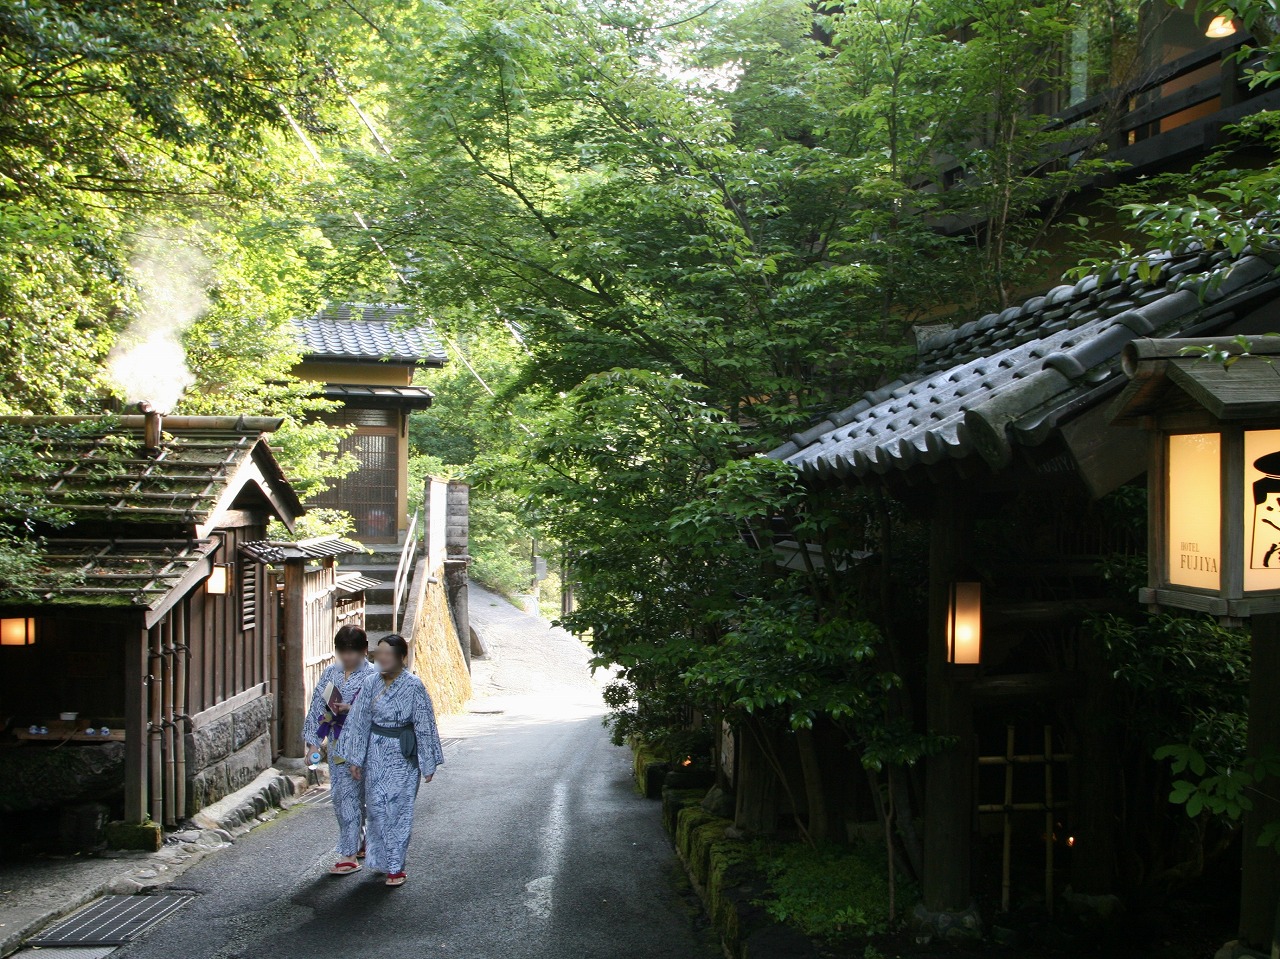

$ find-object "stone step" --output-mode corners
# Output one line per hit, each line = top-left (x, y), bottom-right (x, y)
(363, 603), (398, 632)
(339, 557), (403, 572)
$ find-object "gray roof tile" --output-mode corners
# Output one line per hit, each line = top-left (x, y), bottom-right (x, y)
(295, 303), (447, 365)
(772, 253), (1280, 480)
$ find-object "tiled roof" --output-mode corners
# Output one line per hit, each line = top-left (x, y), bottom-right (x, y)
(296, 303), (447, 365)
(17, 538), (220, 610)
(319, 383), (435, 410)
(241, 535), (362, 565)
(0, 415), (301, 536)
(771, 252), (1280, 480)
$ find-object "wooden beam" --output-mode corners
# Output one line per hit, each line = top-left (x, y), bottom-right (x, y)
(972, 672), (1086, 702)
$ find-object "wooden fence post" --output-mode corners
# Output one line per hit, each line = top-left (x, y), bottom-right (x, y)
(1240, 614), (1280, 951)
(922, 486), (976, 914)
(279, 559), (306, 758)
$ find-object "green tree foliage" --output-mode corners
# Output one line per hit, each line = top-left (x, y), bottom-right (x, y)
(409, 330), (543, 595)
(1085, 0), (1280, 263)
(0, 1), (390, 570)
(0, 1), (391, 506)
(310, 0), (1169, 859)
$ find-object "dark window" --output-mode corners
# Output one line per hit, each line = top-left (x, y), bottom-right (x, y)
(310, 422), (401, 541)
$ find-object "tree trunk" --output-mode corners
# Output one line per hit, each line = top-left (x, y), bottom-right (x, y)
(795, 727), (829, 842)
(735, 720), (779, 836)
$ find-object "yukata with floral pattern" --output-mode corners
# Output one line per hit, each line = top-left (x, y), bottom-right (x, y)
(339, 670), (444, 876)
(303, 659), (377, 858)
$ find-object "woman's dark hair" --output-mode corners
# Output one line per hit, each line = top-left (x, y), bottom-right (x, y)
(378, 633), (409, 662)
(334, 625), (368, 652)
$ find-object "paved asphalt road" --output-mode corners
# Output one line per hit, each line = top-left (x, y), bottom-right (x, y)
(113, 586), (718, 959)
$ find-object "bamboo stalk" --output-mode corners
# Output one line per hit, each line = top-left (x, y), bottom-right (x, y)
(979, 753), (1074, 764)
(148, 625), (163, 826)
(162, 617), (176, 826)
(174, 607), (188, 820)
(1045, 726), (1055, 916)
(978, 801), (1070, 813)
(1002, 725), (1014, 913)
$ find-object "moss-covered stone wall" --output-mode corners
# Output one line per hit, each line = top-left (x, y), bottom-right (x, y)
(410, 571), (472, 714)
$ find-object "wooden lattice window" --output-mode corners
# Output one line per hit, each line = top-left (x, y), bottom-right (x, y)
(241, 562), (258, 632)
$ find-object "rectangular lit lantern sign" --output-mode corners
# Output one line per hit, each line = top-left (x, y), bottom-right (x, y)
(1167, 433), (1221, 590)
(1245, 429), (1280, 592)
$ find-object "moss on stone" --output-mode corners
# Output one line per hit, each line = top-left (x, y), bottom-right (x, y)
(629, 739), (671, 797)
(708, 840), (753, 925)
(690, 818), (731, 886)
(662, 787), (705, 833)
(104, 819), (162, 851)
(675, 807), (719, 859)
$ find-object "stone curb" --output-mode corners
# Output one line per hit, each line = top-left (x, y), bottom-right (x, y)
(1, 766), (310, 958)
(191, 767), (309, 836)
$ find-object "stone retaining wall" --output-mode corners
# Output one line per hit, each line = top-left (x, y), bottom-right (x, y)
(410, 570), (472, 715)
(185, 692), (275, 815)
(662, 787), (818, 959)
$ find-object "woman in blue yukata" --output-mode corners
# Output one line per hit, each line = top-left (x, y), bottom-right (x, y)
(341, 633), (444, 888)
(303, 625), (377, 876)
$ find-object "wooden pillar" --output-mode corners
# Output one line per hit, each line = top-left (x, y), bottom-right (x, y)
(1071, 631), (1119, 894)
(922, 486), (976, 913)
(124, 625), (149, 823)
(280, 559), (306, 758)
(1240, 613), (1280, 951)
(268, 573), (281, 758)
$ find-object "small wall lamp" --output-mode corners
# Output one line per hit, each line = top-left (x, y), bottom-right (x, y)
(206, 563), (231, 595)
(0, 617), (36, 646)
(947, 582), (983, 666)
(1205, 14), (1237, 37)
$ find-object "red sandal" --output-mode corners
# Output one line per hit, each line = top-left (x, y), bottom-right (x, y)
(329, 859), (361, 875)
(385, 871), (407, 887)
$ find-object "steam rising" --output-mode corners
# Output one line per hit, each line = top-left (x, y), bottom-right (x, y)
(107, 234), (209, 412)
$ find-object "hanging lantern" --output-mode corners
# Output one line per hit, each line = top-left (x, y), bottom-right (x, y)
(948, 581), (983, 666)
(0, 617), (36, 646)
(1112, 337), (1280, 619)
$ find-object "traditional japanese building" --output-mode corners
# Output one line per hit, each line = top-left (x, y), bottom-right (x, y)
(767, 249), (1280, 929)
(293, 303), (447, 543)
(0, 414), (303, 836)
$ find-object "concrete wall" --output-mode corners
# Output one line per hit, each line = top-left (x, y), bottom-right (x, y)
(184, 687), (275, 816)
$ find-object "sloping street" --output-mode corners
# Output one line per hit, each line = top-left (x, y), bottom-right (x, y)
(108, 586), (716, 959)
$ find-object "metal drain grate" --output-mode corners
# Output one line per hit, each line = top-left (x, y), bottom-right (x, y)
(296, 785), (332, 807)
(13, 948), (117, 959)
(440, 737), (464, 748)
(28, 895), (191, 946)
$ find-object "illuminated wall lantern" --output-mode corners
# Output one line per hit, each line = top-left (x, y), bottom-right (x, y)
(0, 617), (36, 646)
(1204, 14), (1238, 37)
(947, 581), (983, 666)
(1112, 337), (1280, 620)
(206, 563), (231, 595)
